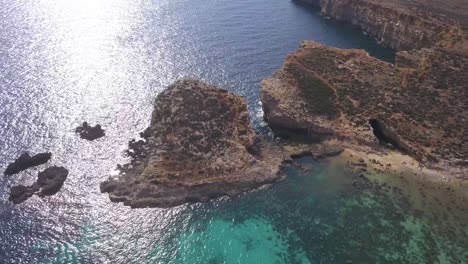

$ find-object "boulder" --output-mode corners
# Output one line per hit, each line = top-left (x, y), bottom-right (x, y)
(8, 166), (68, 204)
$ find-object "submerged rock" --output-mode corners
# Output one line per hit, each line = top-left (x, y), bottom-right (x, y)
(101, 79), (286, 208)
(4, 152), (52, 176)
(75, 122), (105, 141)
(8, 166), (68, 204)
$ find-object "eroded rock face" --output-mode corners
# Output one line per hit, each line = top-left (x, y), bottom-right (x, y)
(101, 79), (286, 208)
(262, 41), (467, 177)
(4, 152), (52, 176)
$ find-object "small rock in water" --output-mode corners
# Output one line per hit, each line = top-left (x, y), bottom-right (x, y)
(4, 152), (52, 176)
(75, 122), (105, 141)
(9, 184), (39, 204)
(8, 166), (68, 204)
(36, 166), (69, 196)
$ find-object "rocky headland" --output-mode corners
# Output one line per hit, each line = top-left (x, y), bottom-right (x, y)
(264, 0), (468, 179)
(101, 79), (287, 208)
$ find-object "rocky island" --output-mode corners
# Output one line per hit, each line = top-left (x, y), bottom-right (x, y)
(101, 79), (286, 208)
(262, 40), (467, 177)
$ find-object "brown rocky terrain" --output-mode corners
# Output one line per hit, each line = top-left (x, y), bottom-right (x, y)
(296, 0), (466, 51)
(267, 0), (467, 179)
(101, 79), (287, 208)
(261, 40), (467, 178)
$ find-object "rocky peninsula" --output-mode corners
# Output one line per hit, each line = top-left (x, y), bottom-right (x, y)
(265, 0), (467, 178)
(102, 0), (467, 208)
(101, 79), (286, 208)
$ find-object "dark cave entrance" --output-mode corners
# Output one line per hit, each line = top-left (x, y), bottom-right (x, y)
(369, 119), (406, 153)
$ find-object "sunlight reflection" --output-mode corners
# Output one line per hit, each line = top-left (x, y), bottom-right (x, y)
(48, 0), (127, 85)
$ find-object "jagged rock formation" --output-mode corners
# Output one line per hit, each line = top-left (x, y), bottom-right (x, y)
(285, 0), (468, 178)
(261, 41), (467, 177)
(101, 79), (286, 208)
(4, 152), (52, 176)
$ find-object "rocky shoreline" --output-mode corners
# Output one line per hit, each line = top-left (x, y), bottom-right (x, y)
(295, 0), (465, 51)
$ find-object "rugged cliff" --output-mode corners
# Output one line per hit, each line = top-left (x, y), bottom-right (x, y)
(262, 41), (467, 177)
(101, 79), (286, 208)
(296, 0), (464, 51)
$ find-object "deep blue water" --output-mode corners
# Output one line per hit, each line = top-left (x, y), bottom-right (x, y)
(1, 0), (466, 263)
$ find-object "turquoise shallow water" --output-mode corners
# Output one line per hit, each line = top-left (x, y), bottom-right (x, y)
(0, 0), (467, 263)
(141, 157), (468, 264)
(32, 157), (468, 264)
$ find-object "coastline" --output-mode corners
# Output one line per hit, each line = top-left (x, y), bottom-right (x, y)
(288, 0), (467, 182)
(101, 0), (467, 208)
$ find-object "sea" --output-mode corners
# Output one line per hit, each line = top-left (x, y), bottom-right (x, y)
(0, 0), (466, 263)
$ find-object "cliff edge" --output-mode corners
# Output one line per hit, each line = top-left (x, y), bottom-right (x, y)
(296, 0), (466, 51)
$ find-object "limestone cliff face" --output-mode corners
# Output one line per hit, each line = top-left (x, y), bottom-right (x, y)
(296, 0), (463, 51)
(101, 79), (286, 208)
(262, 41), (467, 177)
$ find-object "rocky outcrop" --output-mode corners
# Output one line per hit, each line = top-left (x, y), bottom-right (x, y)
(295, 0), (464, 51)
(9, 184), (39, 204)
(9, 166), (68, 204)
(36, 166), (68, 196)
(101, 79), (287, 208)
(269, 0), (467, 178)
(75, 122), (105, 141)
(262, 41), (467, 177)
(4, 152), (52, 176)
